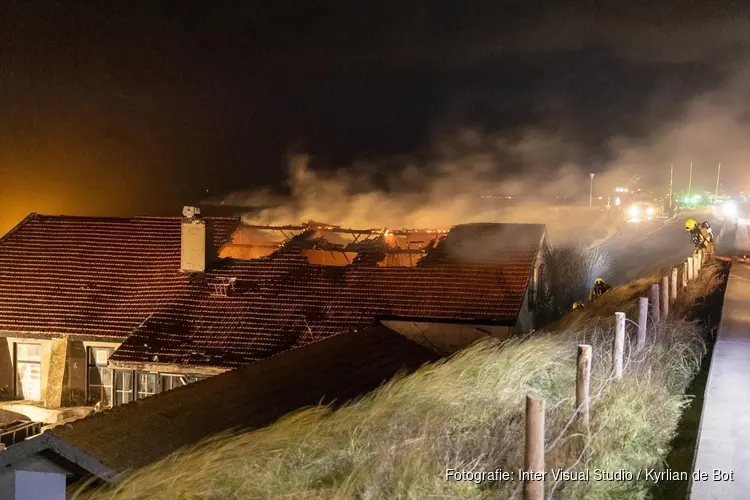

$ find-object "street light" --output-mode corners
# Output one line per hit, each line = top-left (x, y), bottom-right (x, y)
(715, 162), (721, 198)
(589, 173), (595, 208)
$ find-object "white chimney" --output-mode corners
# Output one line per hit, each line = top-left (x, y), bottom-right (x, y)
(181, 206), (206, 273)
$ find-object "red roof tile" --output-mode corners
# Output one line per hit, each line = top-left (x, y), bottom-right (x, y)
(0, 214), (239, 338)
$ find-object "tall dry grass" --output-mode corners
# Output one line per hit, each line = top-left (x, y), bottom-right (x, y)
(539, 244), (611, 325)
(80, 264), (723, 500)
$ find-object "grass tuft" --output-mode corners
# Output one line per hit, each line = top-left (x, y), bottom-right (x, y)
(80, 264), (724, 500)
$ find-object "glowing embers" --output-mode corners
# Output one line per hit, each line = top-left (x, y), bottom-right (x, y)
(223, 222), (447, 267)
(218, 226), (285, 259)
(305, 249), (358, 266)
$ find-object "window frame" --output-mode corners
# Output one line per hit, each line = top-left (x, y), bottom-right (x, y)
(160, 374), (188, 392)
(112, 370), (207, 406)
(86, 346), (114, 406)
(14, 343), (42, 401)
(113, 370), (135, 406)
(136, 372), (159, 399)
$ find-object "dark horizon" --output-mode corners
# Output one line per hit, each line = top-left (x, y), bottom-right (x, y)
(2, 2), (750, 233)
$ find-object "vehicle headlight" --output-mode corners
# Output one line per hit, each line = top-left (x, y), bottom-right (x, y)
(628, 206), (640, 217)
(647, 207), (655, 216)
(722, 201), (738, 217)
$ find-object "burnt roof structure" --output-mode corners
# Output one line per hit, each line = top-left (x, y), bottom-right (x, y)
(109, 222), (547, 371)
(0, 214), (547, 372)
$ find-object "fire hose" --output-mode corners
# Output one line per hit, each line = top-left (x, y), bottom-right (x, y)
(713, 255), (749, 263)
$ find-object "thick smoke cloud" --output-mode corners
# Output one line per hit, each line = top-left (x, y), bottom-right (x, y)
(221, 57), (750, 243)
(226, 127), (633, 237)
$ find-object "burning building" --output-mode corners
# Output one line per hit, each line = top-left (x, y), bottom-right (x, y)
(0, 207), (549, 415)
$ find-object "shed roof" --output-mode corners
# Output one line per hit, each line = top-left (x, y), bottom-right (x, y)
(36, 325), (439, 478)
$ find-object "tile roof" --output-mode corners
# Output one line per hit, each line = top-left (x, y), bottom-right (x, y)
(110, 223), (546, 369)
(45, 325), (440, 477)
(0, 214), (239, 338)
(0, 214), (545, 369)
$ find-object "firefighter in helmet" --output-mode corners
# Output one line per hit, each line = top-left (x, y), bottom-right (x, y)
(589, 277), (613, 302)
(572, 301), (585, 311)
(685, 218), (715, 255)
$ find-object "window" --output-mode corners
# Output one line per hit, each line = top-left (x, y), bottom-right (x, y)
(87, 347), (113, 406)
(137, 372), (158, 399)
(15, 343), (42, 401)
(114, 371), (134, 406)
(111, 371), (207, 405)
(161, 374), (187, 392)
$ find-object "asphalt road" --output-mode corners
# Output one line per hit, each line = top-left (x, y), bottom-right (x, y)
(597, 210), (723, 286)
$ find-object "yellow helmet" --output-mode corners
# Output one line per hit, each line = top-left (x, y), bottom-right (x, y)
(685, 218), (698, 231)
(572, 301), (584, 310)
(594, 277), (605, 285)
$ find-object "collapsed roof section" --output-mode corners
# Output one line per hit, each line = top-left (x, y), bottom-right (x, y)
(108, 222), (548, 371)
(219, 220), (447, 267)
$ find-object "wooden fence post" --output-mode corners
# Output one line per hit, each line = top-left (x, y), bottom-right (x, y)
(694, 252), (702, 274)
(661, 275), (670, 317)
(683, 260), (689, 287)
(650, 284), (661, 323)
(524, 393), (545, 500)
(637, 297), (648, 347)
(576, 345), (592, 428)
(687, 256), (694, 281)
(613, 312), (625, 379)
(671, 268), (678, 301)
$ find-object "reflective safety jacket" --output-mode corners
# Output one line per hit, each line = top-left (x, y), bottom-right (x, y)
(589, 282), (613, 302)
(691, 221), (713, 248)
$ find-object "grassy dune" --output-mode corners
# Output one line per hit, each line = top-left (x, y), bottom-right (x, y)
(81, 263), (723, 500)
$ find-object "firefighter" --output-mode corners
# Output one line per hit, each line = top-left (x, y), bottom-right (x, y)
(589, 277), (613, 302)
(572, 301), (585, 311)
(685, 218), (715, 255)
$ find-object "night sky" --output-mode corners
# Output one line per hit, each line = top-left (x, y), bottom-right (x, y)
(2, 2), (750, 232)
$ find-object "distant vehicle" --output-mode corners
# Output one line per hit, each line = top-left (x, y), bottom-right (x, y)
(625, 202), (658, 224)
(713, 198), (741, 221)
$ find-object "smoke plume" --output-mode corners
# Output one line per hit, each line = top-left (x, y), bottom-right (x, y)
(227, 129), (632, 233)
(219, 59), (750, 244)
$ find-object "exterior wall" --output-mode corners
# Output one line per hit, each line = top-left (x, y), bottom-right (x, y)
(0, 454), (70, 500)
(516, 289), (534, 333)
(381, 321), (513, 354)
(63, 341), (87, 406)
(516, 245), (549, 334)
(45, 339), (68, 408)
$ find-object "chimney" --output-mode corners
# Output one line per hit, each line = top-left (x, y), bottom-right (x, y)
(181, 206), (206, 273)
